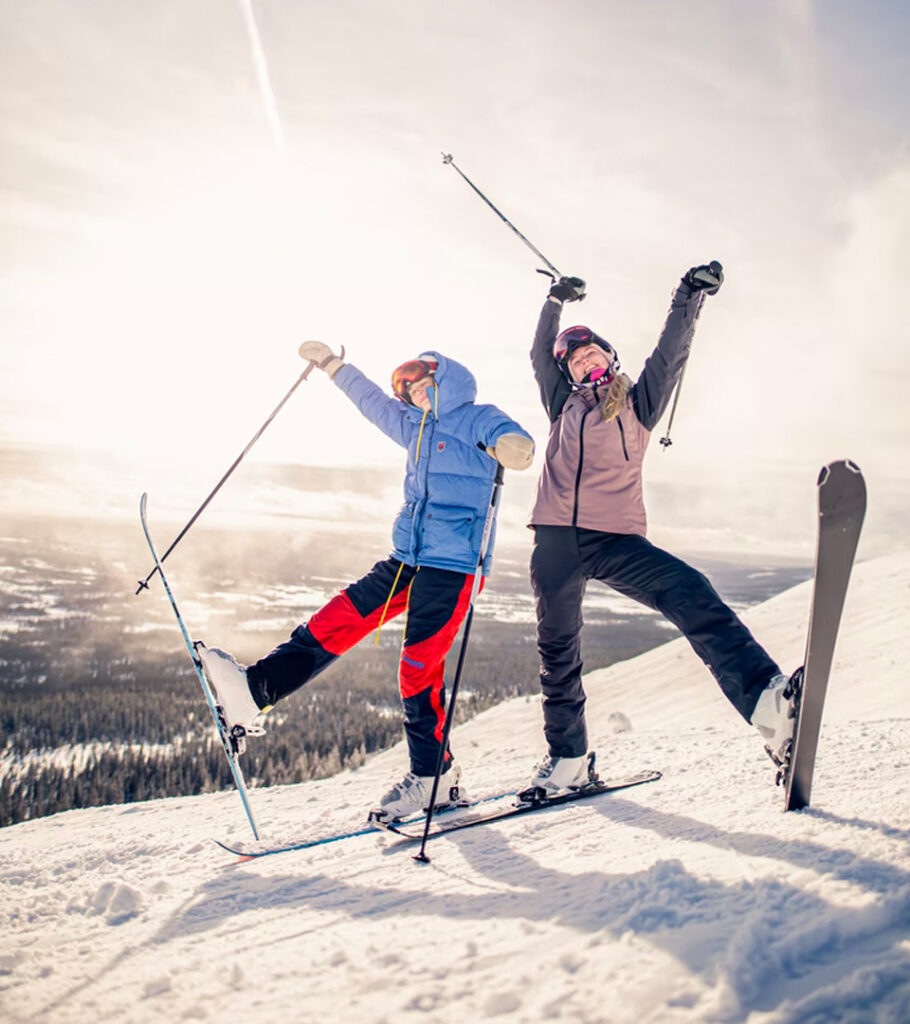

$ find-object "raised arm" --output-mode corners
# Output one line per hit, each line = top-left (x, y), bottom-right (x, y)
(333, 364), (410, 447)
(298, 341), (409, 448)
(633, 261), (724, 431)
(531, 276), (586, 422)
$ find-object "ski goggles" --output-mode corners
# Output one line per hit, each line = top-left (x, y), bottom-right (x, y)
(391, 358), (438, 401)
(553, 326), (615, 365)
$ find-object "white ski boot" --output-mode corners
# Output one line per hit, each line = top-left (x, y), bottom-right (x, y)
(751, 669), (802, 765)
(197, 646), (266, 740)
(369, 763), (466, 823)
(518, 752), (593, 802)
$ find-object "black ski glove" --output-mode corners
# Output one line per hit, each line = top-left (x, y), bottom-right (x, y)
(548, 276), (586, 303)
(683, 261), (724, 295)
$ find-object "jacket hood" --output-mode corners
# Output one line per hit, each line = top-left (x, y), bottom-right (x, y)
(416, 351), (477, 415)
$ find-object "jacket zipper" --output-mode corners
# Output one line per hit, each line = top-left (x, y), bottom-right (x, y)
(572, 405), (597, 525)
(412, 417), (434, 557)
(617, 416), (629, 461)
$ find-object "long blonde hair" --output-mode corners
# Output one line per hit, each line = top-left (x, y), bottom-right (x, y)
(598, 372), (632, 423)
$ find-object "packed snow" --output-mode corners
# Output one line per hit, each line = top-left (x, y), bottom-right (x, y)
(1, 552), (908, 1024)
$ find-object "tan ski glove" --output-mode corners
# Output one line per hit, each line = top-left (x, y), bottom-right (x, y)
(299, 340), (345, 380)
(486, 433), (535, 470)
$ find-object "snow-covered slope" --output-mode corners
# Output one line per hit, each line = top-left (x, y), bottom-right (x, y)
(2, 553), (908, 1024)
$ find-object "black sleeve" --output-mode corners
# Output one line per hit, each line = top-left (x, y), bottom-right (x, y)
(632, 280), (706, 430)
(531, 298), (573, 422)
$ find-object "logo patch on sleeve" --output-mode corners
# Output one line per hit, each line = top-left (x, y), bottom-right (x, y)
(437, 441), (446, 451)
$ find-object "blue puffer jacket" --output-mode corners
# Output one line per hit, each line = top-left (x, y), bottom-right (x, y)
(333, 351), (532, 574)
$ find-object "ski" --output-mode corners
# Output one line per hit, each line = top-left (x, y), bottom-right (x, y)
(215, 824), (377, 861)
(139, 494), (261, 840)
(212, 786), (522, 860)
(372, 769), (662, 841)
(782, 459), (866, 811)
(215, 770), (662, 859)
(213, 790), (510, 860)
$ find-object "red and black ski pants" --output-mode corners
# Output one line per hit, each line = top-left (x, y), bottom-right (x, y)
(530, 526), (781, 758)
(246, 557), (478, 777)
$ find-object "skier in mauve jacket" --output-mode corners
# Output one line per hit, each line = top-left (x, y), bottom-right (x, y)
(200, 344), (534, 821)
(520, 264), (797, 799)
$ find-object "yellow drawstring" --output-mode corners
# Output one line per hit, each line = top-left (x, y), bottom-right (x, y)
(400, 567), (418, 646)
(414, 407), (429, 465)
(374, 560), (405, 646)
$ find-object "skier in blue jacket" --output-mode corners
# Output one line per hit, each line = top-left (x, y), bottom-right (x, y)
(200, 342), (534, 821)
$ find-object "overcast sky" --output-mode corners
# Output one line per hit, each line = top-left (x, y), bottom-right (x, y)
(1, 0), (908, 555)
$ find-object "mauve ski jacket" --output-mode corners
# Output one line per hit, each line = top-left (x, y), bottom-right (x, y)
(334, 351), (533, 575)
(529, 279), (705, 536)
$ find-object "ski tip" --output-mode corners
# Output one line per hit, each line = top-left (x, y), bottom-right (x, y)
(213, 838), (259, 860)
(139, 492), (148, 513)
(819, 459), (864, 485)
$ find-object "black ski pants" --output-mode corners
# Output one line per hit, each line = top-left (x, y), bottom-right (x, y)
(530, 526), (780, 758)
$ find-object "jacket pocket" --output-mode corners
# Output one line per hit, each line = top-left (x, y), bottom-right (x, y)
(422, 505), (477, 562)
(392, 502), (416, 554)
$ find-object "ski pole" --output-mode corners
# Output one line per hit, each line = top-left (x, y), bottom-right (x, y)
(441, 153), (563, 280)
(658, 360), (687, 450)
(413, 462), (505, 865)
(658, 291), (707, 450)
(135, 348), (340, 595)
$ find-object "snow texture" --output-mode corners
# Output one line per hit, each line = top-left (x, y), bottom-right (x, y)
(1, 552), (908, 1023)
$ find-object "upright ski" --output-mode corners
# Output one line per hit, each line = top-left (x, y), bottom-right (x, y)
(139, 494), (261, 839)
(783, 460), (866, 811)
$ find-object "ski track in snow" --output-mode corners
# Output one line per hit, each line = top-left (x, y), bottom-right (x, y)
(1, 553), (908, 1023)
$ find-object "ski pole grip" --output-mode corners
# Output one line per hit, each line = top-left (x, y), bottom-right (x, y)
(298, 344), (345, 377)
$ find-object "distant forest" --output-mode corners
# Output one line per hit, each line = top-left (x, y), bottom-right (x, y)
(1, 618), (667, 827)
(1, 617), (672, 827)
(0, 510), (810, 828)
